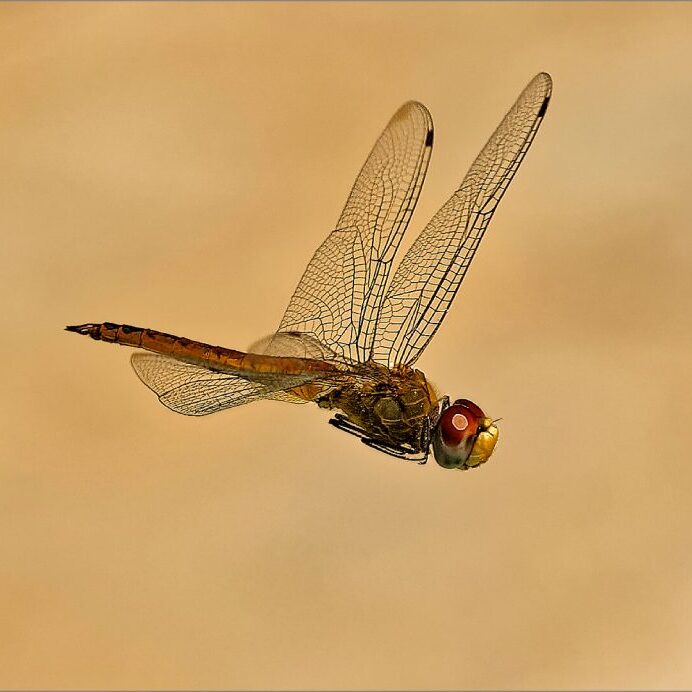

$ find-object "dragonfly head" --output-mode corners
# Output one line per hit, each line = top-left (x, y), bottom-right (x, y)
(431, 399), (499, 470)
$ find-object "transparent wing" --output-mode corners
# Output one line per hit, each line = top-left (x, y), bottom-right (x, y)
(131, 353), (327, 416)
(276, 101), (433, 364)
(248, 331), (339, 360)
(372, 73), (552, 367)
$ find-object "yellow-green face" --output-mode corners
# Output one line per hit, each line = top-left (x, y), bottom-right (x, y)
(464, 422), (499, 468)
(431, 399), (499, 470)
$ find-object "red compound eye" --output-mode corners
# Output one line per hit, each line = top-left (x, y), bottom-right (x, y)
(439, 401), (483, 447)
(452, 399), (485, 420)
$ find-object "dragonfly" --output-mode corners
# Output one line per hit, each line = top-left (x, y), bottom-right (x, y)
(67, 72), (552, 470)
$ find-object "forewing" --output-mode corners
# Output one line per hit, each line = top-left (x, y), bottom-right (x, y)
(131, 353), (326, 416)
(277, 101), (433, 364)
(372, 73), (552, 367)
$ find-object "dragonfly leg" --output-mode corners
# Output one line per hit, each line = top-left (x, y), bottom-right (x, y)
(420, 416), (431, 451)
(329, 413), (369, 439)
(429, 396), (450, 428)
(362, 438), (428, 464)
(330, 414), (428, 464)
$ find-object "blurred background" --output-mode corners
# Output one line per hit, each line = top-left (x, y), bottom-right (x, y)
(1, 2), (691, 689)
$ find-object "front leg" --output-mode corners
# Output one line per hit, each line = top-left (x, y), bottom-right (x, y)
(420, 415), (431, 453)
(430, 396), (450, 428)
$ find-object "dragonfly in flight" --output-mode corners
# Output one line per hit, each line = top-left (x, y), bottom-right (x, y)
(67, 72), (551, 470)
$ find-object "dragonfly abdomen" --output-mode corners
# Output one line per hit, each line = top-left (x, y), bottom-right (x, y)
(66, 322), (149, 346)
(65, 322), (233, 362)
(65, 322), (341, 377)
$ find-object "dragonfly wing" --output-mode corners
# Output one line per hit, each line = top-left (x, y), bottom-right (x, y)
(372, 73), (552, 367)
(276, 101), (433, 364)
(131, 353), (326, 416)
(247, 331), (339, 360)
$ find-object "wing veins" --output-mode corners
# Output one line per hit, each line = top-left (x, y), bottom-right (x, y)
(275, 101), (434, 363)
(372, 73), (552, 366)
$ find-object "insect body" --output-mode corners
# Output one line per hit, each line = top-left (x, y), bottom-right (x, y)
(67, 73), (552, 470)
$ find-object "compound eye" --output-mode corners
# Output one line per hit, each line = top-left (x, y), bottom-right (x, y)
(439, 403), (482, 447)
(432, 399), (498, 470)
(452, 399), (485, 421)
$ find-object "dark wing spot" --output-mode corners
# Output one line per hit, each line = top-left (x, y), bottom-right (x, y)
(425, 129), (434, 147)
(538, 96), (550, 118)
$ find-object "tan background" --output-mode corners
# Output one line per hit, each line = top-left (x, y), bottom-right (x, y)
(2, 2), (691, 689)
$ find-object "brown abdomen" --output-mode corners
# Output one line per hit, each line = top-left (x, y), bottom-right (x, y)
(65, 322), (340, 377)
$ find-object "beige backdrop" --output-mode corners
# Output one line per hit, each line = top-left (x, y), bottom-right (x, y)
(2, 2), (691, 689)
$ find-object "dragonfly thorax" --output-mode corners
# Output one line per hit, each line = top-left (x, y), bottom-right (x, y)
(317, 364), (438, 453)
